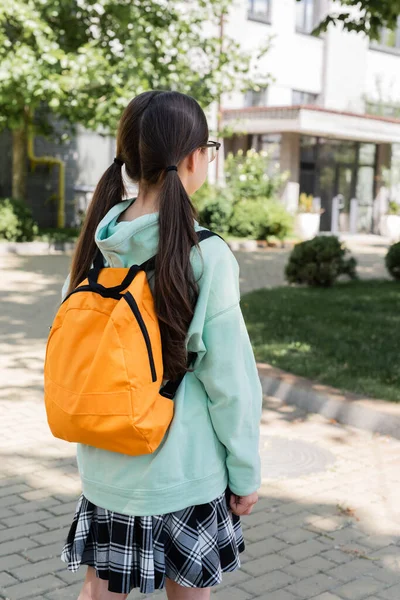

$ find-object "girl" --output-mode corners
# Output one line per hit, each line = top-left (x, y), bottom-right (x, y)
(60, 91), (263, 600)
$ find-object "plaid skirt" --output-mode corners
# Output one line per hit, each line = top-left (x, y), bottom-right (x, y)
(61, 490), (245, 595)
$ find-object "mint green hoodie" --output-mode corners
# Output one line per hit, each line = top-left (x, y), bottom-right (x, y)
(61, 197), (263, 516)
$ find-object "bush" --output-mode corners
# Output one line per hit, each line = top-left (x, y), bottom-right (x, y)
(192, 184), (233, 235)
(229, 198), (293, 241)
(285, 235), (357, 287)
(225, 149), (288, 203)
(0, 198), (39, 242)
(36, 227), (80, 242)
(229, 198), (266, 238)
(385, 242), (400, 280)
(259, 201), (294, 241)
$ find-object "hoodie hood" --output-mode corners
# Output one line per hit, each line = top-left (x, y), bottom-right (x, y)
(95, 198), (157, 268)
(95, 197), (200, 268)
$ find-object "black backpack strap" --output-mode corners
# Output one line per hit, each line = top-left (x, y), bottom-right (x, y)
(159, 351), (197, 399)
(94, 249), (104, 268)
(139, 228), (224, 273)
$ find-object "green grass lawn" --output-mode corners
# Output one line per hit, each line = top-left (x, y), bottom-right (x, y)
(242, 280), (400, 402)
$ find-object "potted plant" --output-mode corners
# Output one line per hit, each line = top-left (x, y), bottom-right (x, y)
(295, 193), (322, 240)
(381, 201), (400, 242)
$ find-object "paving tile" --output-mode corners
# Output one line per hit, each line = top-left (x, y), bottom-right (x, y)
(244, 522), (286, 542)
(0, 483), (30, 498)
(280, 539), (328, 562)
(10, 556), (67, 581)
(284, 573), (338, 598)
(2, 574), (65, 599)
(3, 509), (54, 528)
(46, 501), (79, 517)
(0, 537), (38, 557)
(43, 581), (84, 599)
(239, 570), (296, 596)
(326, 558), (382, 583)
(257, 591), (299, 600)
(22, 541), (64, 562)
(1, 522), (47, 543)
(241, 554), (291, 576)
(212, 589), (252, 600)
(0, 554), (29, 571)
(285, 555), (337, 579)
(0, 572), (19, 588)
(310, 594), (347, 600)
(379, 584), (400, 600)
(0, 494), (24, 509)
(31, 528), (68, 546)
(334, 576), (385, 599)
(12, 498), (62, 514)
(245, 537), (288, 558)
(275, 526), (318, 544)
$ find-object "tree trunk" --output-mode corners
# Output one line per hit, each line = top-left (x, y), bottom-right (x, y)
(12, 127), (28, 200)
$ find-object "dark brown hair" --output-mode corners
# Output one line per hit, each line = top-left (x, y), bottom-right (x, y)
(68, 91), (209, 380)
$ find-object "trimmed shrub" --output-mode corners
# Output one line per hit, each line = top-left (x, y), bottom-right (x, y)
(0, 198), (39, 242)
(385, 242), (400, 280)
(229, 198), (266, 238)
(229, 197), (293, 241)
(259, 201), (294, 241)
(285, 235), (357, 287)
(192, 184), (233, 235)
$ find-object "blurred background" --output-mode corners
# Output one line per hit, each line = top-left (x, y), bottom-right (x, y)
(1, 0), (400, 241)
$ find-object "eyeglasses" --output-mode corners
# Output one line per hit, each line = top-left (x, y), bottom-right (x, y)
(204, 140), (221, 163)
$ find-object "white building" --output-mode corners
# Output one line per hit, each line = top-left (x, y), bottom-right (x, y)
(220, 0), (400, 233)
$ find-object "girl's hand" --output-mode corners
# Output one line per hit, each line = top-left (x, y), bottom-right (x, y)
(229, 491), (259, 516)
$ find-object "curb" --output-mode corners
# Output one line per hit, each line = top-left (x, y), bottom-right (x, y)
(257, 362), (400, 439)
(0, 241), (76, 255)
(0, 239), (297, 256)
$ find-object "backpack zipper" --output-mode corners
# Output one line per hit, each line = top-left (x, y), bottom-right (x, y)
(123, 292), (157, 383)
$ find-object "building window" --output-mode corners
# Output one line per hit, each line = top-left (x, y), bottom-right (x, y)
(296, 0), (319, 34)
(245, 86), (268, 107)
(292, 89), (318, 105)
(377, 17), (400, 49)
(248, 0), (271, 24)
(366, 101), (400, 118)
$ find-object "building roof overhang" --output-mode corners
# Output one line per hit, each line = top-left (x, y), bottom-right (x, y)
(222, 105), (400, 144)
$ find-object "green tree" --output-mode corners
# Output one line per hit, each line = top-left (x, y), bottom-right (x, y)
(301, 0), (400, 39)
(0, 0), (269, 201)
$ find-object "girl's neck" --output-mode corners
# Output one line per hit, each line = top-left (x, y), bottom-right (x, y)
(119, 183), (160, 222)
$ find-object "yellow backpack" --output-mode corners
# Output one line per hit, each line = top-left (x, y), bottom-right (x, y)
(44, 229), (218, 456)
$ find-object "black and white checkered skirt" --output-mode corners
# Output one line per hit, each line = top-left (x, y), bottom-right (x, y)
(61, 490), (245, 595)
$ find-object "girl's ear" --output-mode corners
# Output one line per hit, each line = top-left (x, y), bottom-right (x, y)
(186, 149), (201, 173)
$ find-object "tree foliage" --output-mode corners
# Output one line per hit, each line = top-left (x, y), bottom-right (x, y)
(302, 0), (400, 39)
(0, 0), (270, 136)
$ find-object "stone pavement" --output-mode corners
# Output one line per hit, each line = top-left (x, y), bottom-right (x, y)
(1, 244), (399, 600)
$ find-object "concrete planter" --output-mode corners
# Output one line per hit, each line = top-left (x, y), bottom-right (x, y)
(295, 213), (320, 240)
(380, 215), (400, 242)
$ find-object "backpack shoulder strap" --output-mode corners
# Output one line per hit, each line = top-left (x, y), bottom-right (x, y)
(139, 228), (223, 273)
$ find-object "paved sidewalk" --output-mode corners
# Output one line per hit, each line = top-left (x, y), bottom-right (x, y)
(1, 246), (399, 600)
(234, 235), (389, 294)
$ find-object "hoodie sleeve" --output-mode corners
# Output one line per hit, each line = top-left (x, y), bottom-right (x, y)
(193, 248), (263, 497)
(61, 273), (71, 302)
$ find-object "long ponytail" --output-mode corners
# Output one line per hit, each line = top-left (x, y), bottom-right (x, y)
(155, 170), (200, 380)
